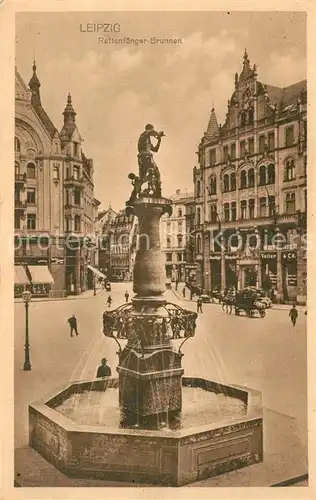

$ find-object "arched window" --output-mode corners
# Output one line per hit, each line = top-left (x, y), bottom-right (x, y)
(230, 172), (236, 190)
(27, 162), (36, 179)
(15, 137), (21, 152)
(259, 197), (267, 217)
(209, 175), (217, 195)
(248, 199), (255, 218)
(240, 111), (246, 127)
(240, 200), (247, 220)
(223, 174), (229, 192)
(285, 192), (296, 213)
(248, 109), (254, 125)
(240, 170), (247, 189)
(285, 159), (295, 181)
(248, 168), (255, 188)
(178, 208), (182, 217)
(177, 235), (183, 247)
(196, 180), (201, 197)
(15, 161), (20, 176)
(259, 165), (266, 186)
(267, 164), (275, 184)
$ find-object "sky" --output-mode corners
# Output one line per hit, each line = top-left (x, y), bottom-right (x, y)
(16, 11), (306, 211)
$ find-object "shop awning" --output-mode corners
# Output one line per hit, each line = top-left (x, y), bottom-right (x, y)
(27, 265), (54, 284)
(14, 266), (30, 285)
(87, 265), (106, 280)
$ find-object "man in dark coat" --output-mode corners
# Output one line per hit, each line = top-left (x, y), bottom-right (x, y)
(289, 304), (298, 326)
(96, 358), (112, 378)
(68, 314), (79, 337)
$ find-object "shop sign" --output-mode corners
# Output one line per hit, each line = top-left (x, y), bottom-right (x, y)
(287, 275), (297, 286)
(210, 255), (221, 261)
(282, 251), (297, 262)
(225, 255), (237, 260)
(260, 252), (277, 260)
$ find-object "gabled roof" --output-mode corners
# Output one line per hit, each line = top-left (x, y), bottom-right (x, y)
(205, 108), (219, 139)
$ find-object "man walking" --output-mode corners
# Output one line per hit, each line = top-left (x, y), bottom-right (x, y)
(197, 296), (203, 314)
(96, 358), (112, 378)
(107, 295), (113, 308)
(124, 290), (130, 303)
(289, 304), (298, 326)
(68, 314), (79, 337)
(182, 286), (186, 298)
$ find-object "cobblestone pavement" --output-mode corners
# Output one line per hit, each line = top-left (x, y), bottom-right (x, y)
(14, 282), (307, 485)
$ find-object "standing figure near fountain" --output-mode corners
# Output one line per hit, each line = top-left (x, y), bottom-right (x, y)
(137, 124), (165, 198)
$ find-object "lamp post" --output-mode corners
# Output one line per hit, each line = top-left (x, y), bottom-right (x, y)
(22, 290), (32, 371)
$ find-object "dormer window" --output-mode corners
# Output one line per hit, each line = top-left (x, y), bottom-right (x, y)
(73, 142), (79, 157)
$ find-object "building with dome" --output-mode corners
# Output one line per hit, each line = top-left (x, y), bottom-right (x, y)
(14, 62), (100, 297)
(193, 50), (307, 304)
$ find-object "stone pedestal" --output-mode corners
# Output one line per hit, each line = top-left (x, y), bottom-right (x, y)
(117, 197), (184, 417)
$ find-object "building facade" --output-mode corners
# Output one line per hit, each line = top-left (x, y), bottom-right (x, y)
(161, 190), (195, 282)
(15, 63), (99, 297)
(97, 206), (118, 277)
(107, 210), (138, 281)
(194, 51), (307, 303)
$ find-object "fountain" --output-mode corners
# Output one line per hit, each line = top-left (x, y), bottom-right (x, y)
(29, 125), (263, 486)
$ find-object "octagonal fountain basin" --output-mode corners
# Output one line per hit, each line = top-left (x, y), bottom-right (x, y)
(29, 377), (263, 487)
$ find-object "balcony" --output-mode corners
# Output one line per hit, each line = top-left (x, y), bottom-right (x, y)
(15, 173), (27, 185)
(15, 200), (27, 210)
(64, 177), (85, 189)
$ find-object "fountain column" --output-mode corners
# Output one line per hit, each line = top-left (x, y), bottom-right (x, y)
(116, 197), (184, 418)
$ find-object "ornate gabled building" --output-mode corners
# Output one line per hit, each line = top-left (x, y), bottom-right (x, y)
(14, 62), (99, 297)
(194, 50), (307, 304)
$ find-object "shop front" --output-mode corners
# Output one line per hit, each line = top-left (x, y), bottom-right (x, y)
(210, 254), (221, 289)
(225, 255), (238, 289)
(281, 250), (297, 302)
(260, 251), (277, 295)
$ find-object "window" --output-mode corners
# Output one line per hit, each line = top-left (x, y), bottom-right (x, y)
(248, 109), (254, 125)
(240, 200), (247, 220)
(230, 172), (236, 191)
(74, 188), (81, 205)
(74, 215), (81, 232)
(55, 143), (59, 154)
(53, 165), (59, 180)
(248, 137), (254, 154)
(268, 196), (276, 216)
(259, 135), (266, 154)
(259, 165), (266, 185)
(166, 253), (172, 262)
(248, 168), (255, 188)
(27, 214), (36, 230)
(268, 132), (275, 151)
(267, 164), (275, 184)
(166, 237), (171, 248)
(249, 199), (255, 219)
(166, 222), (171, 233)
(196, 207), (201, 225)
(65, 189), (70, 206)
(65, 217), (71, 232)
(240, 112), (246, 127)
(240, 170), (247, 189)
(285, 192), (296, 214)
(231, 202), (236, 221)
(27, 188), (36, 204)
(259, 197), (267, 217)
(223, 146), (229, 162)
(230, 143), (236, 160)
(304, 190), (307, 212)
(178, 208), (182, 217)
(73, 166), (80, 180)
(210, 204), (217, 224)
(65, 165), (70, 180)
(223, 174), (229, 192)
(285, 126), (294, 147)
(15, 162), (20, 175)
(240, 140), (246, 158)
(304, 156), (307, 177)
(196, 181), (201, 197)
(73, 142), (79, 157)
(15, 137), (21, 152)
(209, 175), (217, 195)
(14, 213), (21, 230)
(27, 162), (36, 179)
(196, 234), (202, 254)
(177, 252), (182, 262)
(210, 149), (216, 166)
(177, 235), (183, 247)
(285, 159), (295, 181)
(224, 203), (230, 222)
(177, 221), (183, 233)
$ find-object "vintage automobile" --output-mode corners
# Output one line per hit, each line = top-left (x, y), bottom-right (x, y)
(200, 293), (215, 304)
(235, 289), (266, 318)
(244, 287), (272, 308)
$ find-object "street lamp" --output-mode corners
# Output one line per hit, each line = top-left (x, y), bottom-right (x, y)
(22, 290), (32, 371)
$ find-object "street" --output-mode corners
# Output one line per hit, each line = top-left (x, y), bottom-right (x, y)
(14, 282), (307, 459)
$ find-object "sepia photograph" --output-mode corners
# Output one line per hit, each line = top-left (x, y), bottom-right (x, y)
(6, 5), (312, 493)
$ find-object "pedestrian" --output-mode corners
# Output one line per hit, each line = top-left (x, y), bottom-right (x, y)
(190, 289), (193, 300)
(289, 304), (298, 327)
(197, 296), (203, 314)
(124, 290), (129, 303)
(107, 295), (112, 308)
(182, 286), (186, 298)
(68, 314), (79, 337)
(96, 358), (112, 378)
(305, 310), (307, 316)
